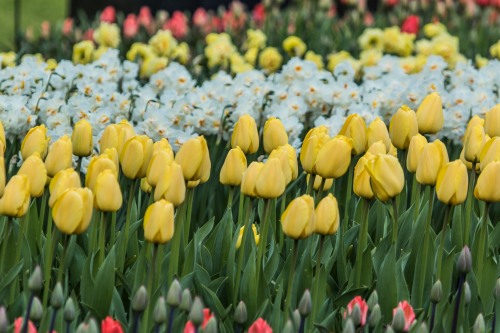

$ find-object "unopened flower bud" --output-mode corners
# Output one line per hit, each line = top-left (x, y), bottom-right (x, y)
(299, 289), (312, 317)
(292, 309), (301, 328)
(132, 286), (148, 312)
(351, 304), (362, 327)
(369, 304), (381, 328)
(180, 289), (192, 312)
(166, 279), (181, 307)
(204, 317), (218, 333)
(283, 319), (294, 333)
(51, 282), (64, 309)
(64, 298), (76, 322)
(385, 325), (395, 333)
(30, 297), (43, 321)
(458, 246), (472, 273)
(430, 280), (443, 303)
(343, 318), (355, 333)
(473, 314), (485, 333)
(367, 291), (378, 308)
(234, 301), (247, 324)
(189, 297), (204, 327)
(392, 308), (406, 332)
(28, 266), (43, 293)
(0, 307), (8, 333)
(417, 323), (429, 333)
(153, 297), (167, 325)
(464, 282), (471, 306)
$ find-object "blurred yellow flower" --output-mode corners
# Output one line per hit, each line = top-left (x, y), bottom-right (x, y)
(305, 50), (324, 70)
(283, 36), (307, 57)
(149, 30), (178, 57)
(93, 22), (121, 48)
(246, 29), (267, 50)
(171, 42), (190, 65)
(358, 28), (384, 51)
(72, 41), (95, 64)
(140, 56), (168, 79)
(259, 47), (282, 73)
(423, 22), (447, 38)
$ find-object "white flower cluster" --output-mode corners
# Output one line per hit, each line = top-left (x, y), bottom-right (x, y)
(1, 50), (499, 153)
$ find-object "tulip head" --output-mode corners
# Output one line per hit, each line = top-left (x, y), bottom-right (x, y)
(339, 114), (367, 155)
(153, 138), (174, 158)
(484, 104), (500, 137)
(99, 120), (135, 155)
(416, 140), (449, 186)
(255, 158), (286, 199)
(281, 195), (315, 239)
(314, 135), (352, 179)
(306, 174), (333, 191)
(147, 150), (174, 187)
(0, 156), (4, 197)
(144, 200), (175, 244)
(474, 161), (500, 202)
(94, 169), (123, 211)
(416, 92), (444, 134)
(240, 162), (264, 198)
(435, 160), (468, 206)
(367, 117), (391, 152)
(366, 141), (387, 155)
(154, 162), (186, 207)
(0, 121), (5, 153)
(353, 153), (375, 200)
(406, 134), (427, 173)
(49, 168), (81, 207)
(44, 135), (73, 177)
(17, 152), (47, 197)
(0, 175), (31, 217)
(72, 119), (93, 157)
(220, 147), (247, 186)
(479, 137), (500, 172)
(120, 135), (154, 179)
(175, 136), (211, 183)
(231, 114), (259, 154)
(464, 125), (485, 163)
(366, 154), (405, 202)
(300, 126), (329, 174)
(389, 105), (418, 149)
(21, 125), (50, 160)
(263, 117), (288, 153)
(315, 194), (339, 235)
(269, 144), (297, 185)
(85, 155), (118, 190)
(53, 188), (94, 234)
(462, 115), (484, 144)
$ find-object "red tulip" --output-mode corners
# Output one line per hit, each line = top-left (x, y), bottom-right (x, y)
(345, 296), (368, 326)
(393, 301), (415, 331)
(123, 14), (139, 39)
(14, 318), (37, 333)
(101, 317), (124, 333)
(100, 6), (116, 23)
(184, 309), (214, 333)
(402, 15), (420, 34)
(248, 318), (273, 333)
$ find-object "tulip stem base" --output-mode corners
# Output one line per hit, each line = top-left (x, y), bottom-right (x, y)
(42, 213), (57, 308)
(475, 202), (490, 290)
(256, 199), (272, 285)
(354, 198), (370, 287)
(183, 188), (195, 250)
(0, 219), (12, 277)
(121, 179), (138, 274)
(98, 211), (107, 267)
(310, 236), (325, 331)
(343, 161), (355, 232)
(57, 234), (69, 283)
(436, 205), (453, 280)
(285, 240), (299, 317)
(463, 165), (476, 246)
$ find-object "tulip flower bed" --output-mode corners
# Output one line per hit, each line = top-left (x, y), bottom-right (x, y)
(0, 49), (499, 333)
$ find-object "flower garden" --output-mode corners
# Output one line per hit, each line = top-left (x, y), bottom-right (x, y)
(0, 0), (500, 332)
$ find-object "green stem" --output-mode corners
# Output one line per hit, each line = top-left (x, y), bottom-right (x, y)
(436, 205), (453, 280)
(354, 198), (370, 287)
(343, 161), (355, 232)
(305, 174), (315, 196)
(237, 189), (245, 226)
(0, 219), (12, 276)
(285, 240), (299, 317)
(90, 212), (98, 253)
(315, 177), (326, 205)
(475, 202), (490, 290)
(183, 188), (194, 247)
(256, 199), (272, 284)
(37, 189), (48, 249)
(98, 211), (107, 267)
(390, 198), (399, 245)
(142, 244), (158, 333)
(42, 211), (56, 308)
(234, 198), (252, 306)
(227, 187), (234, 210)
(411, 174), (421, 223)
(168, 201), (186, 285)
(463, 164), (476, 246)
(279, 193), (286, 252)
(110, 211), (117, 247)
(56, 234), (69, 283)
(76, 157), (83, 185)
(121, 179), (138, 273)
(10, 216), (28, 303)
(309, 236), (324, 331)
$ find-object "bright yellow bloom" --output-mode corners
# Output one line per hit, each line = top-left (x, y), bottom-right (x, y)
(259, 47), (282, 73)
(305, 51), (324, 69)
(231, 114), (259, 154)
(149, 30), (178, 57)
(281, 195), (315, 239)
(171, 42), (190, 65)
(120, 135), (154, 180)
(85, 155), (118, 190)
(416, 140), (449, 186)
(141, 177), (152, 193)
(0, 121), (5, 153)
(49, 168), (81, 207)
(220, 147), (247, 186)
(93, 22), (121, 48)
(140, 56), (168, 79)
(269, 144), (298, 185)
(423, 22), (447, 38)
(147, 150), (175, 187)
(407, 134), (428, 173)
(389, 105), (418, 150)
(175, 136), (211, 183)
(436, 160), (468, 206)
(154, 162), (186, 206)
(358, 28), (384, 51)
(365, 154), (404, 202)
(17, 152), (47, 197)
(44, 135), (73, 178)
(462, 116), (484, 143)
(359, 49), (383, 67)
(464, 125), (486, 163)
(479, 137), (500, 172)
(0, 175), (30, 217)
(241, 162), (264, 198)
(367, 117), (391, 152)
(339, 114), (367, 155)
(205, 33), (236, 69)
(246, 29), (267, 50)
(0, 156), (5, 197)
(53, 188), (93, 235)
(416, 92), (444, 134)
(99, 120), (136, 155)
(21, 125), (50, 160)
(94, 169), (122, 212)
(314, 194), (339, 235)
(353, 153), (375, 200)
(244, 48), (259, 66)
(72, 119), (93, 157)
(72, 41), (95, 64)
(484, 104), (500, 138)
(263, 117), (288, 154)
(126, 43), (155, 62)
(382, 27), (415, 57)
(300, 126), (330, 174)
(314, 135), (352, 179)
(366, 141), (387, 155)
(474, 161), (500, 202)
(235, 224), (260, 249)
(283, 36), (307, 57)
(307, 174), (333, 191)
(144, 199), (175, 244)
(255, 158), (286, 199)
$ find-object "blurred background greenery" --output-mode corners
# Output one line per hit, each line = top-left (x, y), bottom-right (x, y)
(0, 0), (66, 51)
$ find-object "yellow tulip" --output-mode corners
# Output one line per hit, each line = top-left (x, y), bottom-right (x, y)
(85, 155), (118, 190)
(416, 92), (444, 134)
(71, 119), (93, 157)
(99, 120), (135, 155)
(235, 224), (260, 249)
(154, 162), (186, 207)
(300, 126), (329, 174)
(464, 125), (486, 163)
(366, 140), (387, 155)
(279, 144), (299, 181)
(44, 135), (73, 177)
(21, 125), (50, 160)
(306, 174), (333, 191)
(49, 168), (81, 207)
(102, 147), (119, 172)
(143, 199), (175, 244)
(314, 135), (352, 179)
(474, 161), (500, 202)
(315, 194), (339, 235)
(367, 117), (391, 152)
(175, 136), (211, 183)
(147, 150), (174, 187)
(353, 153), (375, 200)
(339, 114), (367, 155)
(435, 160), (468, 206)
(240, 162), (264, 198)
(120, 135), (154, 180)
(0, 175), (31, 217)
(94, 169), (123, 212)
(460, 147), (480, 171)
(281, 195), (315, 239)
(0, 121), (5, 153)
(220, 147), (247, 186)
(406, 134), (428, 173)
(365, 154), (404, 202)
(153, 138), (174, 158)
(255, 158), (286, 199)
(479, 137), (500, 172)
(231, 114), (259, 154)
(17, 152), (47, 197)
(187, 180), (200, 188)
(53, 188), (93, 235)
(269, 145), (298, 185)
(141, 177), (152, 193)
(416, 140), (449, 186)
(484, 104), (500, 137)
(0, 156), (5, 197)
(263, 117), (288, 153)
(389, 105), (418, 149)
(462, 115), (484, 143)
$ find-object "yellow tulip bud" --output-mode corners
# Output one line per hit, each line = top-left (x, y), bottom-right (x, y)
(154, 162), (186, 207)
(416, 92), (444, 134)
(367, 117), (391, 152)
(44, 135), (73, 177)
(300, 126), (329, 174)
(307, 174), (334, 191)
(365, 154), (404, 202)
(353, 153), (375, 200)
(120, 135), (154, 180)
(366, 141), (387, 155)
(314, 194), (339, 235)
(175, 136), (211, 183)
(187, 180), (200, 188)
(416, 140), (449, 186)
(147, 150), (174, 187)
(53, 188), (93, 235)
(0, 121), (6, 153)
(72, 119), (93, 157)
(314, 135), (352, 179)
(263, 117), (288, 153)
(102, 147), (119, 172)
(99, 120), (135, 155)
(435, 160), (468, 206)
(231, 114), (259, 154)
(49, 168), (81, 207)
(0, 156), (5, 197)
(462, 115), (484, 143)
(464, 125), (486, 163)
(474, 161), (500, 202)
(255, 158), (286, 199)
(0, 175), (31, 217)
(460, 147), (480, 171)
(406, 134), (428, 173)
(21, 125), (50, 160)
(281, 195), (315, 239)
(479, 137), (500, 172)
(389, 105), (418, 149)
(235, 224), (260, 249)
(282, 144), (299, 181)
(339, 114), (367, 155)
(220, 147), (247, 186)
(141, 177), (152, 193)
(153, 138), (174, 158)
(94, 169), (123, 211)
(268, 145), (296, 185)
(144, 199), (175, 244)
(85, 155), (118, 190)
(484, 104), (500, 137)
(17, 152), (47, 197)
(240, 162), (264, 197)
